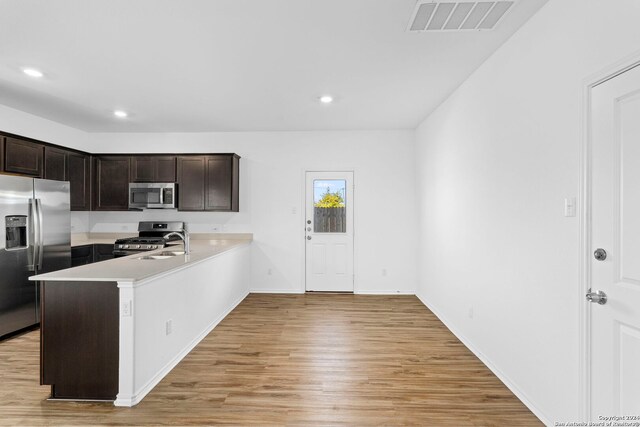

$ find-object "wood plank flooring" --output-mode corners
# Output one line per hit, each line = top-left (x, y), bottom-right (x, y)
(0, 294), (541, 426)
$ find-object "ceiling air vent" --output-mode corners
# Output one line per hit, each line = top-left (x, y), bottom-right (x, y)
(407, 1), (515, 32)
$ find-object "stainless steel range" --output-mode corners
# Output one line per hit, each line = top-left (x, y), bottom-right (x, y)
(113, 221), (185, 257)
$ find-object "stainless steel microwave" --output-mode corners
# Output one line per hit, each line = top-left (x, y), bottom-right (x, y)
(129, 183), (177, 209)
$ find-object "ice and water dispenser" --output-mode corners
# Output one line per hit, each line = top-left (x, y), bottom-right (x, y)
(5, 215), (27, 250)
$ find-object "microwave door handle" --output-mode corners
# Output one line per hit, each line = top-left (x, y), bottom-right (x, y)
(159, 188), (164, 205)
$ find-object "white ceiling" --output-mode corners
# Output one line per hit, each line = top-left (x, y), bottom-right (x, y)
(0, 0), (547, 132)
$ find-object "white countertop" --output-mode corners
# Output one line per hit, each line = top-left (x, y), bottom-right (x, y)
(31, 239), (252, 283)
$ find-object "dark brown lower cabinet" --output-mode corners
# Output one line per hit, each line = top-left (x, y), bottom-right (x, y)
(40, 281), (119, 400)
(71, 244), (114, 267)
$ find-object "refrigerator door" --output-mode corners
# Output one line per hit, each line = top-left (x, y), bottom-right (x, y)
(0, 175), (37, 337)
(33, 179), (71, 322)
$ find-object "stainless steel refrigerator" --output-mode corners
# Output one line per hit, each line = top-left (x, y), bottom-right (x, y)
(0, 176), (70, 338)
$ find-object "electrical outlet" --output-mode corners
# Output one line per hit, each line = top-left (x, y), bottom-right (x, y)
(122, 300), (132, 317)
(292, 207), (297, 214)
(468, 307), (474, 319)
(267, 268), (272, 275)
(381, 269), (387, 277)
(166, 319), (173, 336)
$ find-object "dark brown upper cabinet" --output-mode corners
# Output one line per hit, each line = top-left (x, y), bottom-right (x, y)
(205, 155), (239, 212)
(0, 137), (5, 173)
(44, 147), (67, 181)
(4, 137), (43, 177)
(67, 152), (91, 211)
(93, 156), (131, 211)
(130, 156), (176, 183)
(177, 156), (206, 211)
(177, 154), (239, 212)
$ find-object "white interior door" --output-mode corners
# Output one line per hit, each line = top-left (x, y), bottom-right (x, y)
(590, 64), (640, 417)
(305, 171), (353, 292)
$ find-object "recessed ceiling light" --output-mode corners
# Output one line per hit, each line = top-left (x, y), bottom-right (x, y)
(23, 68), (43, 78)
(113, 110), (128, 118)
(319, 95), (334, 104)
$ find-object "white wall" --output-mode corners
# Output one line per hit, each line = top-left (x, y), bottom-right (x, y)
(414, 0), (640, 423)
(0, 104), (89, 151)
(116, 243), (251, 406)
(87, 130), (417, 294)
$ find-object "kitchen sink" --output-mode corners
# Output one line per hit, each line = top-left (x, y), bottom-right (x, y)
(137, 250), (186, 260)
(158, 251), (186, 256)
(137, 255), (174, 260)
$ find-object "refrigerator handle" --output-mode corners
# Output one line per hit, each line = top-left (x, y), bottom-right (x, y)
(28, 199), (37, 271)
(35, 198), (44, 271)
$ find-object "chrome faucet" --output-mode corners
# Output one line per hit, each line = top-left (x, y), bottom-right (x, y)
(164, 228), (190, 255)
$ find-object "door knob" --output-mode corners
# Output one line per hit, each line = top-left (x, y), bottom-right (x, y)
(594, 248), (607, 261)
(307, 236), (312, 240)
(586, 289), (607, 305)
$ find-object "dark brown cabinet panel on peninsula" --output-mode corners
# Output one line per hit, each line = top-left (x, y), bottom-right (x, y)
(177, 156), (205, 211)
(67, 152), (91, 211)
(131, 156), (176, 182)
(4, 137), (43, 177)
(44, 147), (67, 181)
(40, 280), (119, 400)
(93, 156), (130, 211)
(205, 155), (239, 211)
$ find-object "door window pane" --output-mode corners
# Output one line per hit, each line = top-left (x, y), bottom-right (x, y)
(313, 180), (346, 233)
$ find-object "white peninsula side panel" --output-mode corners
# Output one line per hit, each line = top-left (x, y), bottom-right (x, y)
(115, 243), (250, 407)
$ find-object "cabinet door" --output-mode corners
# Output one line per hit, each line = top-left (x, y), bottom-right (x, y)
(4, 137), (43, 177)
(177, 156), (205, 211)
(94, 156), (130, 211)
(67, 153), (91, 211)
(130, 156), (155, 182)
(205, 155), (239, 211)
(44, 147), (67, 181)
(205, 156), (232, 211)
(155, 156), (176, 182)
(93, 244), (115, 262)
(131, 156), (176, 182)
(71, 245), (94, 267)
(0, 136), (5, 173)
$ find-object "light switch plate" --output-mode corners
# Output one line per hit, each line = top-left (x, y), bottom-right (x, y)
(564, 197), (576, 217)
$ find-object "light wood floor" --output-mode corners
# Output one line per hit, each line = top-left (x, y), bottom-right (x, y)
(0, 294), (541, 426)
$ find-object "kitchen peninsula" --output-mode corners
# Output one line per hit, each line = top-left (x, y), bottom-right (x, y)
(30, 235), (252, 406)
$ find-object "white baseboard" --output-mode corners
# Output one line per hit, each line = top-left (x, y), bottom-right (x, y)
(355, 290), (415, 295)
(249, 289), (305, 294)
(248, 289), (414, 295)
(114, 290), (250, 407)
(415, 292), (551, 426)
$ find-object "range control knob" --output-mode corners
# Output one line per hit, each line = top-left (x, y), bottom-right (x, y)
(136, 245), (141, 249)
(123, 245), (129, 249)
